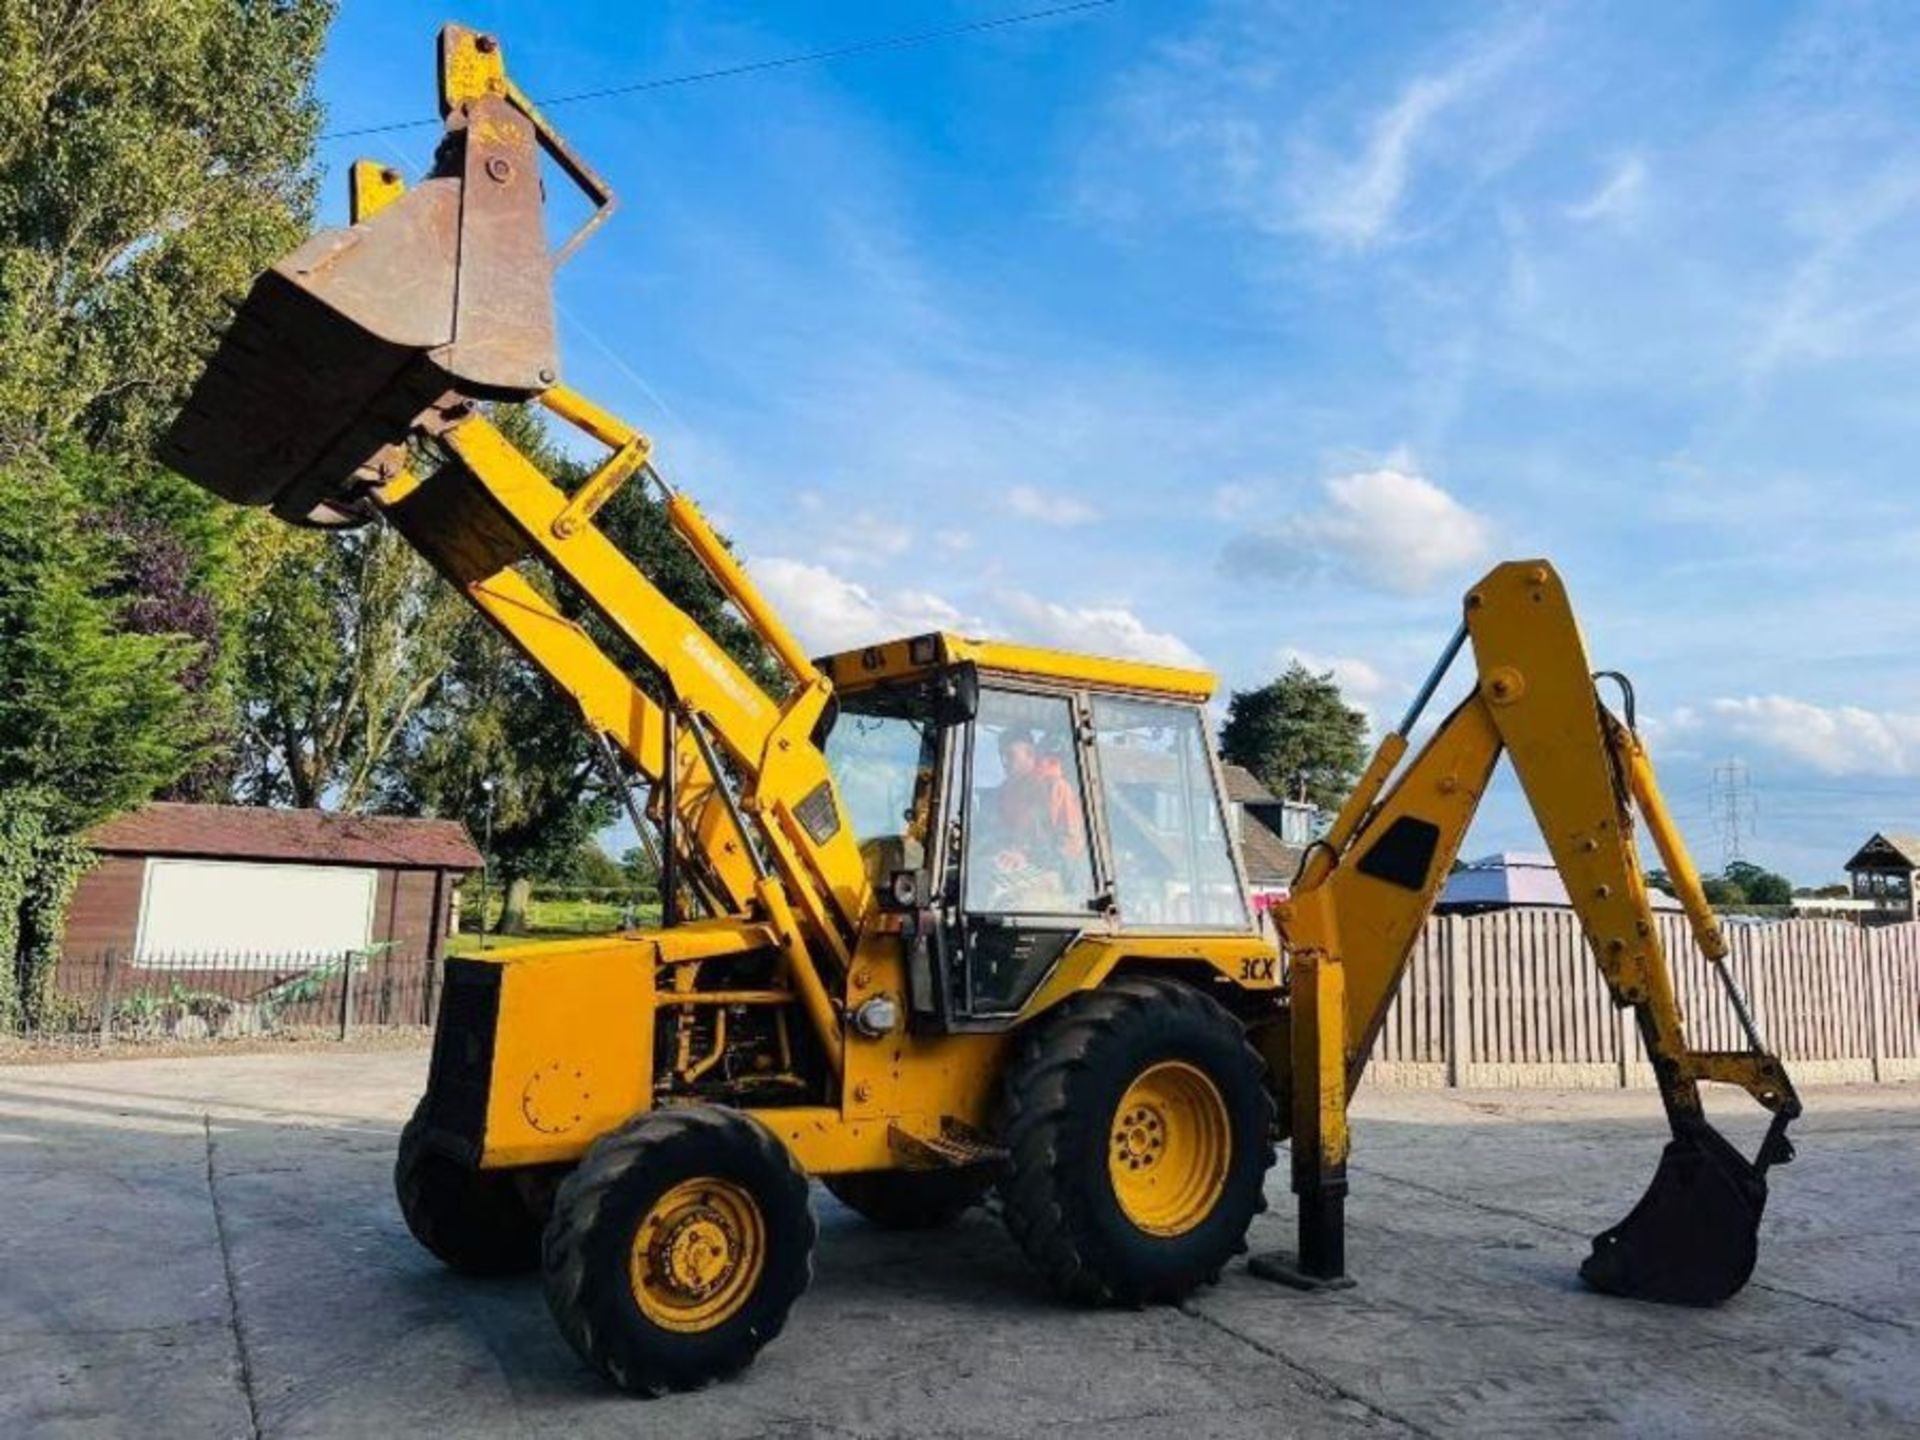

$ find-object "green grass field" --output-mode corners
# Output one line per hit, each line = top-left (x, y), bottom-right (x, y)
(448, 896), (663, 956)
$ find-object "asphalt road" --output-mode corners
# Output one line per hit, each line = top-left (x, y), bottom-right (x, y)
(0, 1048), (1913, 1438)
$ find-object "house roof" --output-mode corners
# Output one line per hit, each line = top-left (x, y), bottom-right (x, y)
(1239, 818), (1304, 887)
(1220, 764), (1311, 887)
(1845, 832), (1920, 872)
(87, 803), (482, 871)
(1219, 763), (1279, 806)
(1439, 851), (1683, 911)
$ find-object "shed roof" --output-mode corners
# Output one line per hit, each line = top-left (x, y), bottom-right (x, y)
(88, 803), (482, 871)
(1439, 851), (1683, 912)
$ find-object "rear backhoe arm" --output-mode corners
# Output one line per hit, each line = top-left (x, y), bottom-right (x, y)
(1265, 560), (1800, 1305)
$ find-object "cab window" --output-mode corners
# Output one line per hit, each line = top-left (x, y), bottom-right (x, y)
(1091, 696), (1247, 928)
(823, 690), (938, 882)
(963, 688), (1097, 917)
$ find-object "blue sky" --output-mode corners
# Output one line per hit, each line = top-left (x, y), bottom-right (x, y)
(314, 2), (1920, 884)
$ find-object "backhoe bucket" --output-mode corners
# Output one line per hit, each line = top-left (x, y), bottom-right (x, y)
(1580, 1120), (1767, 1306)
(161, 26), (563, 525)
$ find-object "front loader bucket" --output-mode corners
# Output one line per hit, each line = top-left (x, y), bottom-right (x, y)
(162, 184), (467, 525)
(160, 25), (567, 525)
(1579, 1120), (1768, 1306)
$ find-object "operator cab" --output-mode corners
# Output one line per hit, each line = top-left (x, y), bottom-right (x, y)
(818, 633), (1254, 1032)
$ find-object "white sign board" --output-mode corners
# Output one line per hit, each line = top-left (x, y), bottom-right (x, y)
(134, 858), (377, 967)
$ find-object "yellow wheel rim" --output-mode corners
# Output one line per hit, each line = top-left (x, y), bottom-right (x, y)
(1108, 1060), (1231, 1237)
(629, 1177), (765, 1333)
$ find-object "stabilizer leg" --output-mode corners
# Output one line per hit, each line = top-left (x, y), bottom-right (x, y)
(1249, 947), (1356, 1292)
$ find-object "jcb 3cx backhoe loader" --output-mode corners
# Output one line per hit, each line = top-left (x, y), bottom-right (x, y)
(162, 24), (1800, 1396)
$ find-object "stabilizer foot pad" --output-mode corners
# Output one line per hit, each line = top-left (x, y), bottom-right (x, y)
(1247, 1252), (1357, 1292)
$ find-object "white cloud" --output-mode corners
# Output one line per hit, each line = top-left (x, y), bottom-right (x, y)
(1278, 646), (1392, 704)
(1285, 18), (1543, 248)
(1291, 73), (1467, 248)
(817, 511), (914, 566)
(997, 592), (1206, 669)
(1230, 462), (1493, 595)
(1005, 484), (1095, 526)
(752, 557), (977, 654)
(1566, 154), (1647, 225)
(1708, 696), (1920, 776)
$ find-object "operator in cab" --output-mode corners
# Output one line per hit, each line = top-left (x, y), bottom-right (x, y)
(980, 725), (1086, 911)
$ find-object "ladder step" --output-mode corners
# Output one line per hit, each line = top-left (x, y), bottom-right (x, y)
(887, 1120), (1008, 1170)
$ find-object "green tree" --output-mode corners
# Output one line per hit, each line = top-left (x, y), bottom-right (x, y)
(1723, 861), (1793, 907)
(0, 0), (333, 997)
(0, 455), (212, 831)
(556, 842), (626, 892)
(1219, 662), (1368, 810)
(0, 453), (214, 1017)
(1700, 874), (1747, 906)
(621, 844), (660, 894)
(232, 522), (467, 809)
(0, 791), (92, 1030)
(1649, 864), (1793, 908)
(0, 0), (332, 460)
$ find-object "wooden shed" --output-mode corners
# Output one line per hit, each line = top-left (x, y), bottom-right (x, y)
(66, 803), (482, 965)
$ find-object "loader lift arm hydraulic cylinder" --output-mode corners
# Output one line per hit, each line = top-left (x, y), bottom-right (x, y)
(1260, 561), (1800, 1306)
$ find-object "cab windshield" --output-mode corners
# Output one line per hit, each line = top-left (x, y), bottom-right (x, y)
(823, 685), (940, 877)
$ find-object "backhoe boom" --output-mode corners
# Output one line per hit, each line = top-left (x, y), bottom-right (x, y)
(1266, 561), (1800, 1304)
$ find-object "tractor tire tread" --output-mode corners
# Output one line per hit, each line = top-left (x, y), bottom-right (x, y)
(394, 1101), (542, 1277)
(541, 1106), (815, 1396)
(998, 976), (1275, 1306)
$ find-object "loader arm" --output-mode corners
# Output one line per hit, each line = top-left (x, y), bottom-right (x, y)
(1269, 560), (1799, 1305)
(158, 24), (873, 1066)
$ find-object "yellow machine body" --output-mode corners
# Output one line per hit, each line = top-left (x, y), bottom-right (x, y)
(161, 23), (1802, 1393)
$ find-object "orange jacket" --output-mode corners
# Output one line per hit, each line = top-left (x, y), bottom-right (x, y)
(995, 757), (1086, 861)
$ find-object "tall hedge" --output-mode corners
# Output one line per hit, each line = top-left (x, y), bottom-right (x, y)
(0, 793), (92, 1031)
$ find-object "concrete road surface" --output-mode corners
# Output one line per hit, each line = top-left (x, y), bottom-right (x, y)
(0, 1049), (1913, 1438)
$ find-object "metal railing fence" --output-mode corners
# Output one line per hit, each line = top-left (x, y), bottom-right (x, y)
(17, 948), (440, 1048)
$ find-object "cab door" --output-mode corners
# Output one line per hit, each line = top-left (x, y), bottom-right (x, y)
(935, 684), (1106, 1021)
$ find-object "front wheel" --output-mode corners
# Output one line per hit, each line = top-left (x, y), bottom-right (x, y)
(395, 1101), (543, 1276)
(542, 1107), (815, 1395)
(999, 976), (1274, 1305)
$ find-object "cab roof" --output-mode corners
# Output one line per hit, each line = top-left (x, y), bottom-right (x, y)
(818, 632), (1216, 703)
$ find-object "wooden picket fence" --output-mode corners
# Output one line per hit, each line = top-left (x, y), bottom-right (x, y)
(1365, 910), (1920, 1088)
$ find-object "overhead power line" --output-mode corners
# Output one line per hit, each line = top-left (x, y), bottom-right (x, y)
(1708, 759), (1757, 868)
(321, 0), (1121, 142)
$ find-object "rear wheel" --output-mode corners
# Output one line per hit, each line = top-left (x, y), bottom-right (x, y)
(999, 976), (1274, 1305)
(823, 1167), (993, 1230)
(395, 1101), (542, 1276)
(542, 1107), (815, 1395)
